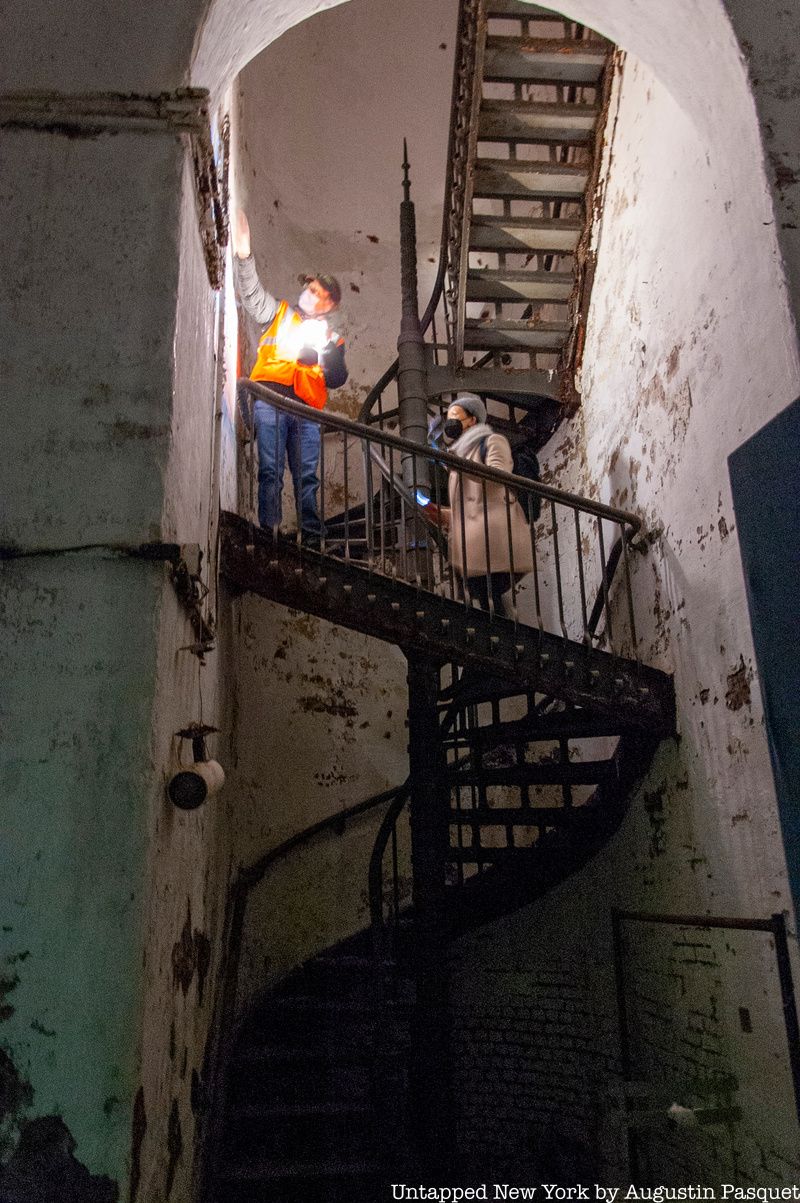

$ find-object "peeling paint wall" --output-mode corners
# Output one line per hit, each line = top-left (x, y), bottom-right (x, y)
(452, 33), (800, 1180)
(0, 123), (187, 1191)
(232, 602), (410, 1009)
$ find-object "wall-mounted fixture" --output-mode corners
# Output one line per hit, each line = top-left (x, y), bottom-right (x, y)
(169, 723), (225, 810)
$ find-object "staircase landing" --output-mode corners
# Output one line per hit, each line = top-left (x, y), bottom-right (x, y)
(220, 512), (674, 734)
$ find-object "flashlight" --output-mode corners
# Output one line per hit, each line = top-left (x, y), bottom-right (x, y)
(277, 318), (329, 361)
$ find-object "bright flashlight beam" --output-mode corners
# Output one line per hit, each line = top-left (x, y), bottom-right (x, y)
(277, 318), (329, 361)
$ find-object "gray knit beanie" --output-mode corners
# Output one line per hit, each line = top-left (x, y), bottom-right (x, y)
(452, 392), (487, 423)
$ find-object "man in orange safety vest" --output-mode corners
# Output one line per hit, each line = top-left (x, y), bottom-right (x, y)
(233, 209), (348, 540)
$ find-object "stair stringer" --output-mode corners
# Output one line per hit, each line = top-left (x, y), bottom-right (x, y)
(443, 730), (661, 936)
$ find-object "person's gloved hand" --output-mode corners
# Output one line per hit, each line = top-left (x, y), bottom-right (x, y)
(297, 346), (319, 366)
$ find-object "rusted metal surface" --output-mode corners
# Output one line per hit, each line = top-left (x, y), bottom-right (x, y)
(561, 48), (622, 410)
(220, 511), (674, 733)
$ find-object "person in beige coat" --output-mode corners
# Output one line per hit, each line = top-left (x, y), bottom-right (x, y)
(427, 393), (534, 615)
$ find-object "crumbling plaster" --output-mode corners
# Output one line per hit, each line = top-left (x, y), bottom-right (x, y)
(451, 42), (800, 1179)
(3, 0), (800, 1195)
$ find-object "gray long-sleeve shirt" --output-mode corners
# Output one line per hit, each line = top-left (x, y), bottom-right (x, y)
(233, 253), (280, 325)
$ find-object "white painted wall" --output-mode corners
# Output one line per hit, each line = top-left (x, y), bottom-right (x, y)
(453, 42), (800, 1179)
(235, 0), (456, 415)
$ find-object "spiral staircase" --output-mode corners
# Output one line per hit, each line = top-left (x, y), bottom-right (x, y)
(206, 3), (673, 1199)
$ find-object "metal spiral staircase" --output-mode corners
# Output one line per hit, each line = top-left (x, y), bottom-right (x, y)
(208, 3), (672, 1198)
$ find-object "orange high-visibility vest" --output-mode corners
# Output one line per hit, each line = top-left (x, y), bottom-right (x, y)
(251, 300), (328, 410)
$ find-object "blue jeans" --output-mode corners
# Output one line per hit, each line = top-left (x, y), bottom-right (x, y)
(253, 399), (323, 536)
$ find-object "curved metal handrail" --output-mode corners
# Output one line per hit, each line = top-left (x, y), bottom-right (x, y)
(203, 778), (409, 1201)
(240, 378), (643, 535)
(368, 779), (413, 935)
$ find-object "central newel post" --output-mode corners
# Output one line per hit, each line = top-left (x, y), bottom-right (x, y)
(406, 651), (452, 1179)
(397, 141), (433, 587)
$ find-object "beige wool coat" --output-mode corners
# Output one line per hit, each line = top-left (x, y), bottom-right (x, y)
(446, 431), (535, 579)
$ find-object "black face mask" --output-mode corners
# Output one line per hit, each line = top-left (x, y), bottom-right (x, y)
(444, 418), (464, 441)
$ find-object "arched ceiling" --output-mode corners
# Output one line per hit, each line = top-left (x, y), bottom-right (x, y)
(193, 0), (748, 148)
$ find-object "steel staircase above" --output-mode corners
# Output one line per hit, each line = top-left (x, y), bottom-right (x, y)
(355, 0), (616, 500)
(430, 0), (611, 407)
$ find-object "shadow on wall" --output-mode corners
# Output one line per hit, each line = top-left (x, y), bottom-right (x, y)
(0, 1115), (117, 1203)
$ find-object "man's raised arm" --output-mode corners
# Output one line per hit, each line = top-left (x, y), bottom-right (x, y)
(232, 209), (279, 325)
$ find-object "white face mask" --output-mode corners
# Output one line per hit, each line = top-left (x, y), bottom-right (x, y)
(298, 287), (320, 316)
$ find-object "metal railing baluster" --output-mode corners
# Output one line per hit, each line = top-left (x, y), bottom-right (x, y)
(481, 478), (494, 618)
(574, 508), (589, 646)
(551, 500), (568, 641)
(505, 483), (518, 632)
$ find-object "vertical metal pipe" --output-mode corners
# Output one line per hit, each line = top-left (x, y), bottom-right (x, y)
(342, 435), (350, 561)
(610, 907), (640, 1185)
(397, 145), (430, 494)
(319, 432), (326, 555)
(771, 912), (800, 1127)
(406, 653), (452, 1178)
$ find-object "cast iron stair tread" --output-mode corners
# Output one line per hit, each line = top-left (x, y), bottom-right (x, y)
(463, 318), (570, 350)
(448, 759), (614, 785)
(469, 214), (581, 253)
(220, 512), (675, 733)
(479, 99), (599, 143)
(443, 711), (632, 744)
(448, 805), (586, 824)
(486, 0), (564, 16)
(483, 36), (608, 84)
(466, 268), (574, 302)
(221, 1156), (383, 1182)
(473, 158), (588, 200)
(425, 364), (561, 399)
(447, 845), (546, 863)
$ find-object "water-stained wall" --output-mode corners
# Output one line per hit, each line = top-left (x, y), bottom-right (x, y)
(451, 34), (800, 1182)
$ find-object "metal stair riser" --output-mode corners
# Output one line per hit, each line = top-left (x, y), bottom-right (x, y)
(463, 321), (569, 351)
(425, 363), (562, 399)
(244, 1002), (377, 1048)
